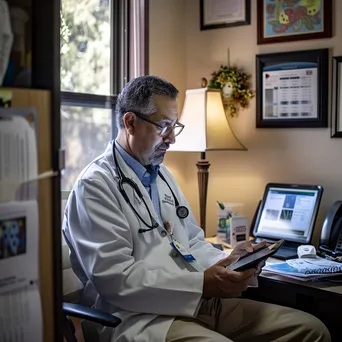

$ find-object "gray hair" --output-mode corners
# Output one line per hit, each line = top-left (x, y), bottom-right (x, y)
(115, 75), (179, 129)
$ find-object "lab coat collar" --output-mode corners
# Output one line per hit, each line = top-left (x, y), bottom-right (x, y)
(104, 140), (160, 223)
(104, 140), (149, 184)
(115, 141), (160, 187)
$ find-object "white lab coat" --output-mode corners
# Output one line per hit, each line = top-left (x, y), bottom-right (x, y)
(63, 141), (227, 342)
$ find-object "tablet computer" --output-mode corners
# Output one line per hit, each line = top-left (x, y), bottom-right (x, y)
(226, 239), (285, 272)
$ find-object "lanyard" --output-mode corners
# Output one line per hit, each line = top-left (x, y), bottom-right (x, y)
(164, 221), (204, 272)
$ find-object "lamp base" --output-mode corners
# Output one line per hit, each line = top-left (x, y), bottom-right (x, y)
(196, 152), (210, 234)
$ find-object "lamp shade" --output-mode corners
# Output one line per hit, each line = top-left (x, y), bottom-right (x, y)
(169, 88), (246, 152)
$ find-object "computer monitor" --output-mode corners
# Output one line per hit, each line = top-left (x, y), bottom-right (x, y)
(253, 183), (323, 244)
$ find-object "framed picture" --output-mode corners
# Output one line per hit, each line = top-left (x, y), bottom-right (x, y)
(331, 56), (342, 138)
(200, 0), (250, 31)
(256, 48), (329, 128)
(257, 0), (332, 45)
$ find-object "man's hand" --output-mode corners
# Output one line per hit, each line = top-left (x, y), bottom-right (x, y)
(202, 255), (256, 298)
(230, 240), (268, 279)
(230, 240), (267, 258)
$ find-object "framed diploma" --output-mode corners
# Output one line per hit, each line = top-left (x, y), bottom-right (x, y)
(331, 56), (342, 138)
(256, 49), (329, 128)
(257, 0), (332, 45)
(200, 0), (250, 31)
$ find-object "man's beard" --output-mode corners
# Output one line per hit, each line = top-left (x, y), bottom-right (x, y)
(149, 142), (169, 165)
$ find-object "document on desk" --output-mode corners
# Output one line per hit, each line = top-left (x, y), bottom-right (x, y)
(0, 201), (43, 341)
(263, 257), (342, 281)
(287, 258), (342, 274)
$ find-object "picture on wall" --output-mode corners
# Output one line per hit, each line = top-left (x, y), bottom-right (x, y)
(257, 0), (332, 45)
(200, 0), (250, 31)
(256, 48), (329, 128)
(331, 56), (342, 138)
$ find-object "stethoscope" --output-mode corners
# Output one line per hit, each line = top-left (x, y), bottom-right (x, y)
(113, 144), (189, 233)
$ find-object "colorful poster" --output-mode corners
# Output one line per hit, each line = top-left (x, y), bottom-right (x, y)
(264, 0), (324, 38)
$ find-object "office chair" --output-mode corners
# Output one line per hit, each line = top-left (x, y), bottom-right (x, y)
(62, 225), (121, 341)
(63, 302), (121, 342)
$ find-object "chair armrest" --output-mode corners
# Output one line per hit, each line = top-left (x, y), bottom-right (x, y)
(63, 302), (121, 328)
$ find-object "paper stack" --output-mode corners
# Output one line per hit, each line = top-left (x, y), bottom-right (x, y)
(263, 257), (342, 281)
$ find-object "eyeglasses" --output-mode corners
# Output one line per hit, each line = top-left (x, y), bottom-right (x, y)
(132, 111), (185, 138)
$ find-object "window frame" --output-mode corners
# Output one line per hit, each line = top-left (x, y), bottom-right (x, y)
(129, 0), (149, 79)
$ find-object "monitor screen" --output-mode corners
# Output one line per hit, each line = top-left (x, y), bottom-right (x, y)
(253, 183), (323, 244)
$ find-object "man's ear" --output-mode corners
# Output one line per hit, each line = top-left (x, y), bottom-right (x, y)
(123, 112), (136, 135)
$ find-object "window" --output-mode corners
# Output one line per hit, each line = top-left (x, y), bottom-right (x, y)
(61, 0), (111, 95)
(61, 0), (120, 190)
(61, 105), (113, 190)
(60, 0), (148, 191)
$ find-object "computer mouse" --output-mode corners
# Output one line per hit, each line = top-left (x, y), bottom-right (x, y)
(297, 245), (317, 259)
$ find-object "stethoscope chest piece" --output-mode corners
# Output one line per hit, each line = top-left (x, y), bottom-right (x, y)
(176, 205), (189, 219)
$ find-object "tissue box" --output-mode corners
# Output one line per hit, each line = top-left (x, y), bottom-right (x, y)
(216, 203), (244, 243)
(230, 216), (249, 248)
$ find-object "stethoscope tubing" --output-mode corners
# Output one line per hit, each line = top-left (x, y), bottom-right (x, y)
(112, 143), (189, 233)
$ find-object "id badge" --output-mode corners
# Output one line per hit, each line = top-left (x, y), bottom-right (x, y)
(170, 240), (196, 262)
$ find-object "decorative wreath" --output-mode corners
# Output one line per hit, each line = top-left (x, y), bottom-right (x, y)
(208, 65), (254, 117)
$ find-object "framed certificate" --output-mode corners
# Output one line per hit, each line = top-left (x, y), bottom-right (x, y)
(200, 0), (250, 31)
(256, 49), (329, 128)
(332, 56), (342, 138)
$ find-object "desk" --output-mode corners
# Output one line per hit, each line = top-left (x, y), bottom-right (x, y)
(206, 237), (342, 341)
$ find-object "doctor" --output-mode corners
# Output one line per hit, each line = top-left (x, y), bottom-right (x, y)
(63, 75), (330, 342)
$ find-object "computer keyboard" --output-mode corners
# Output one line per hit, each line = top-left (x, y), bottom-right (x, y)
(273, 246), (298, 260)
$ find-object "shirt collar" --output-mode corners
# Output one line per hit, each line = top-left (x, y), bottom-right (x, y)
(115, 141), (159, 186)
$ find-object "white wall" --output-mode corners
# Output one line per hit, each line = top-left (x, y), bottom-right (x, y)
(183, 0), (342, 243)
(149, 0), (342, 244)
(149, 0), (188, 190)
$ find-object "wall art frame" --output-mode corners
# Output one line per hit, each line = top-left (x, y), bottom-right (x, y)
(256, 48), (329, 128)
(200, 0), (251, 31)
(257, 0), (332, 45)
(331, 56), (342, 137)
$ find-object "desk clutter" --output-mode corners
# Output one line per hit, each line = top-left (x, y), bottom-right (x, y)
(216, 201), (249, 248)
(263, 257), (342, 281)
(216, 182), (342, 283)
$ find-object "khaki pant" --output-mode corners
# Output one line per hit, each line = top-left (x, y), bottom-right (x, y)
(166, 298), (331, 342)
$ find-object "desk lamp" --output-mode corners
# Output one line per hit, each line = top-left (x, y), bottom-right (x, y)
(169, 88), (247, 235)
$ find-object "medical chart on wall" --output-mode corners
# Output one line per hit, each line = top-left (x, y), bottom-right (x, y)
(0, 109), (42, 342)
(262, 62), (318, 120)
